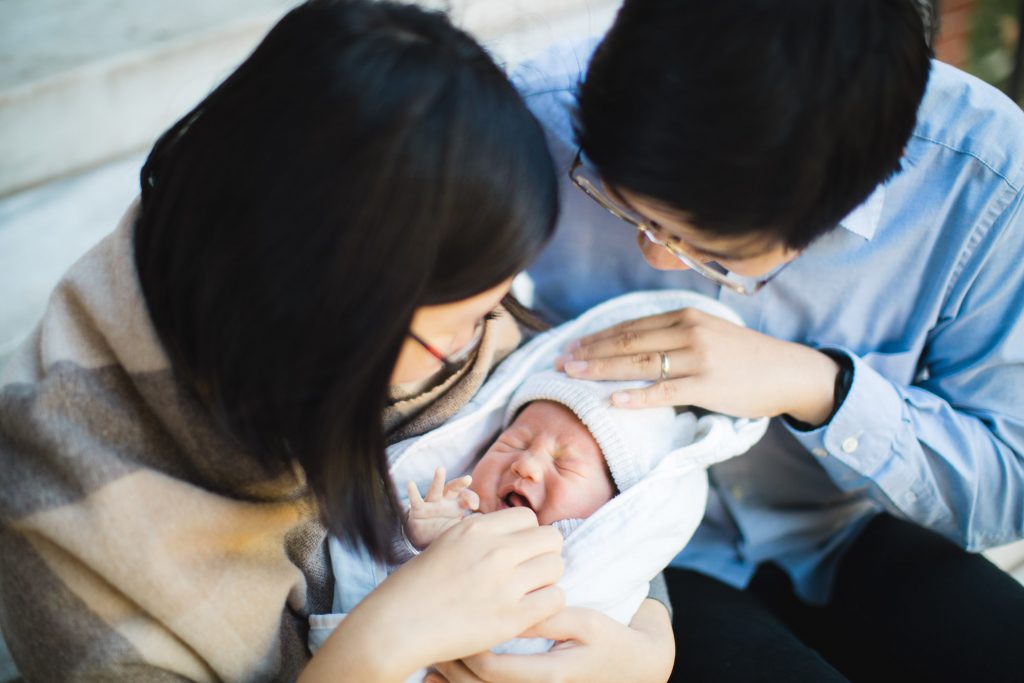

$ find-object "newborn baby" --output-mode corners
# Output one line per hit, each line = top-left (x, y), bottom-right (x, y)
(403, 399), (615, 551)
(400, 370), (681, 554)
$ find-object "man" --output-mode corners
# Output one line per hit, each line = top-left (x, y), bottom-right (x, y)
(517, 0), (1024, 680)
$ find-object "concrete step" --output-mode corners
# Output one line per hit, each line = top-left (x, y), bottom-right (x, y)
(0, 0), (297, 198)
(0, 151), (144, 369)
(0, 0), (617, 198)
(0, 0), (617, 370)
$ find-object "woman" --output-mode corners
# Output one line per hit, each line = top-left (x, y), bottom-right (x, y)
(0, 1), (672, 681)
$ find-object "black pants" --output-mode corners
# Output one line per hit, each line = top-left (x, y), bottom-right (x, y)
(666, 514), (1024, 682)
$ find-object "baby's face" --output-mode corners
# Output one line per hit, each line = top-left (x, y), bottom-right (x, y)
(470, 401), (615, 525)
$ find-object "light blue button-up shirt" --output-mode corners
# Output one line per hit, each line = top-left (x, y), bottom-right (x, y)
(515, 40), (1024, 603)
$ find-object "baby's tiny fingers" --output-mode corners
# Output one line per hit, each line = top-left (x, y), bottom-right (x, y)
(426, 466), (447, 501)
(458, 489), (480, 511)
(407, 480), (424, 506)
(443, 475), (473, 497)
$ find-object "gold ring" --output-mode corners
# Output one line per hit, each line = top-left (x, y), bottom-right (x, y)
(659, 351), (671, 381)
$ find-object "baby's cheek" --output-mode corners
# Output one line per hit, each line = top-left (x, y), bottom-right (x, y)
(467, 467), (497, 513)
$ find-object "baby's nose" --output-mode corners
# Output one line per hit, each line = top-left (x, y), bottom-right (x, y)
(511, 453), (544, 480)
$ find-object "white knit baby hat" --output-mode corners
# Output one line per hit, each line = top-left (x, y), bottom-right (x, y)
(503, 370), (697, 493)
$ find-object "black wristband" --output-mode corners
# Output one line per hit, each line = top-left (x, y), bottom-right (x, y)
(786, 349), (853, 432)
(822, 349), (854, 418)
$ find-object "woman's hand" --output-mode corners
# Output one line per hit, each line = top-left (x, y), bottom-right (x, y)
(299, 508), (565, 683)
(426, 599), (674, 683)
(556, 307), (840, 426)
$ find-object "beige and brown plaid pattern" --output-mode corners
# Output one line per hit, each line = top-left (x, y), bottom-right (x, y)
(0, 202), (519, 682)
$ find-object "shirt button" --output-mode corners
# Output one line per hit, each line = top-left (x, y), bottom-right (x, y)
(905, 491), (918, 503)
(729, 485), (745, 501)
(841, 436), (859, 454)
(811, 447), (828, 458)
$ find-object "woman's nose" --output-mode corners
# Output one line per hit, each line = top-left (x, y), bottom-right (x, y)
(510, 453), (543, 481)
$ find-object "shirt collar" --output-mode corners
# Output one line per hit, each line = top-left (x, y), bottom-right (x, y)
(838, 184), (886, 240)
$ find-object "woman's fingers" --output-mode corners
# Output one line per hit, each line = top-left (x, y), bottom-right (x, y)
(454, 521), (561, 572)
(515, 606), (596, 641)
(459, 505), (540, 535)
(516, 584), (567, 629)
(500, 523), (564, 562)
(511, 551), (565, 596)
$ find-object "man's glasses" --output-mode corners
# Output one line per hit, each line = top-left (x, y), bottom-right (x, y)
(569, 150), (790, 296)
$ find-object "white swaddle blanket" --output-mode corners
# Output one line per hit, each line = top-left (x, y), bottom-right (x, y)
(309, 291), (768, 677)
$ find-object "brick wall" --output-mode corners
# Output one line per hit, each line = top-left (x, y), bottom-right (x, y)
(935, 0), (977, 67)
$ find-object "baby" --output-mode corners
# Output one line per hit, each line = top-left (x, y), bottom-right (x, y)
(399, 370), (682, 554)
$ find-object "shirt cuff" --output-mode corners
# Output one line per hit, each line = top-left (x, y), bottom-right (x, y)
(646, 572), (673, 619)
(392, 514), (422, 564)
(786, 347), (908, 487)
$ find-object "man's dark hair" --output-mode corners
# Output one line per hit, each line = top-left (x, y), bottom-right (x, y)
(577, 0), (932, 250)
(134, 0), (557, 561)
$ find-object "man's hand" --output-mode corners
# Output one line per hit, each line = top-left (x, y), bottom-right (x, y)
(406, 467), (480, 550)
(555, 307), (841, 426)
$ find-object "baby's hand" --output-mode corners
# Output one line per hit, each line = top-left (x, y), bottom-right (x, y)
(405, 466), (480, 550)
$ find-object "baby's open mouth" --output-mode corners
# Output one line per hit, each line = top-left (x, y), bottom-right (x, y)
(503, 492), (533, 511)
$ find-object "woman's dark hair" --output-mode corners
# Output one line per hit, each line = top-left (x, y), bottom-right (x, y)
(134, 0), (557, 561)
(576, 0), (932, 250)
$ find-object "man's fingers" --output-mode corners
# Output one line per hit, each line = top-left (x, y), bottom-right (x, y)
(563, 349), (702, 383)
(568, 306), (718, 349)
(562, 327), (693, 363)
(572, 309), (688, 347)
(609, 377), (695, 409)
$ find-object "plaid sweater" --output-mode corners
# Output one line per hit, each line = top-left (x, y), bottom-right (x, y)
(0, 201), (520, 682)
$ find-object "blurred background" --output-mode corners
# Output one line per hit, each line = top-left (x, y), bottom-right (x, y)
(1, 0), (1022, 371)
(1, 1), (1022, 678)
